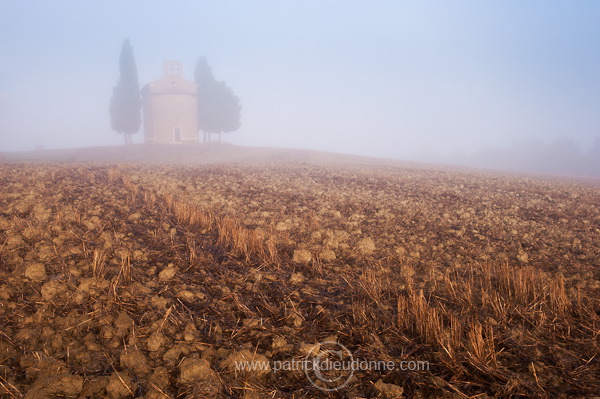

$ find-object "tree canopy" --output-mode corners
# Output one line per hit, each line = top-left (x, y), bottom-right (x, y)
(194, 57), (241, 142)
(109, 39), (141, 145)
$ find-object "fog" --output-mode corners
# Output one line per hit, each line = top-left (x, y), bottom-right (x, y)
(1, 1), (599, 176)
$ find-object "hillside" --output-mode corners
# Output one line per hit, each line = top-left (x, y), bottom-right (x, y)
(0, 144), (394, 166)
(0, 145), (598, 398)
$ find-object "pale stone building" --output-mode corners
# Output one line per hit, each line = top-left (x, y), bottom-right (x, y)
(142, 61), (199, 144)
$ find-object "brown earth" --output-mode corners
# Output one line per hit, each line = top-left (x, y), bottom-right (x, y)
(0, 144), (599, 398)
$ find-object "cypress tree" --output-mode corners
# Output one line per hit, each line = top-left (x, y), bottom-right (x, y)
(194, 57), (241, 143)
(109, 39), (141, 145)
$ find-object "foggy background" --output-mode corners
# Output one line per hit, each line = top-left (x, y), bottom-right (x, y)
(1, 1), (599, 176)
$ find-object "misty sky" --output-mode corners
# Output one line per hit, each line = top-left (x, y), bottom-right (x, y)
(1, 1), (599, 161)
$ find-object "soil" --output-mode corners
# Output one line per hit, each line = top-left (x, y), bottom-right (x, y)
(0, 144), (598, 398)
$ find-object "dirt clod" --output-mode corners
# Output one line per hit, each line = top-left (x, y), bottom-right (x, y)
(158, 264), (177, 281)
(222, 350), (270, 382)
(120, 348), (150, 376)
(292, 249), (312, 263)
(106, 372), (137, 399)
(41, 280), (67, 300)
(147, 331), (168, 352)
(24, 262), (46, 281)
(374, 379), (404, 398)
(356, 237), (376, 254)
